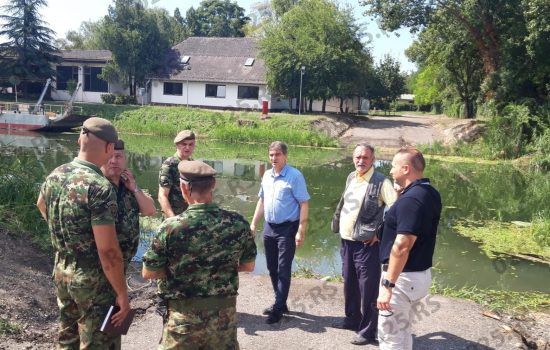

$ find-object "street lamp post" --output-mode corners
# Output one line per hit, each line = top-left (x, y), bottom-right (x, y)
(184, 64), (191, 108)
(299, 65), (305, 115)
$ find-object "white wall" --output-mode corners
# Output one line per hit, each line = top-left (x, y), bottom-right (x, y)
(50, 63), (128, 103)
(151, 80), (270, 110)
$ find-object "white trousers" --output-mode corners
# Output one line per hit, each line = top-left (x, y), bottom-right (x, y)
(378, 268), (432, 350)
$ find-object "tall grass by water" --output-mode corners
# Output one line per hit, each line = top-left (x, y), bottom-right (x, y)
(113, 106), (337, 147)
(0, 151), (49, 248)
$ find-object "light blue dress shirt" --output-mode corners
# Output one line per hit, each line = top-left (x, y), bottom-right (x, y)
(259, 164), (310, 224)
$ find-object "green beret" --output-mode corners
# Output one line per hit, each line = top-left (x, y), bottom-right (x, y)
(82, 117), (118, 143)
(114, 139), (125, 150)
(178, 160), (216, 182)
(174, 130), (195, 144)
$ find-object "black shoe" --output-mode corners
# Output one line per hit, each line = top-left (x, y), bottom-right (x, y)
(331, 321), (358, 330)
(350, 335), (378, 346)
(262, 304), (289, 315)
(266, 312), (283, 324)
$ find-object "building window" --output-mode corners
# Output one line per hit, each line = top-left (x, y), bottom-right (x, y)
(56, 66), (78, 90)
(205, 84), (226, 98)
(83, 67), (108, 92)
(163, 82), (183, 95)
(238, 86), (259, 99)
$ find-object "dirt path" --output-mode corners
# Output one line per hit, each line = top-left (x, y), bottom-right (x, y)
(1, 231), (549, 350)
(339, 114), (472, 149)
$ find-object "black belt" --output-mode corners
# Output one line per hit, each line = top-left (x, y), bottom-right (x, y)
(382, 264), (422, 273)
(268, 220), (299, 228)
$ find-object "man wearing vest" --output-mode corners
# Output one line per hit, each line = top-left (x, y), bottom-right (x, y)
(331, 142), (397, 346)
(377, 147), (442, 350)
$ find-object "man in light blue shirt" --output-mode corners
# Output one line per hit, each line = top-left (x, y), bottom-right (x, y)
(251, 141), (310, 324)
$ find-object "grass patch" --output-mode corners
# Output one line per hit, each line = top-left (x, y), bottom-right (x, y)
(431, 284), (550, 314)
(0, 150), (50, 249)
(0, 318), (21, 336)
(113, 106), (338, 147)
(453, 219), (550, 261)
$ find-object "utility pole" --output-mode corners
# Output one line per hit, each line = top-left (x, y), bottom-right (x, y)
(299, 65), (305, 115)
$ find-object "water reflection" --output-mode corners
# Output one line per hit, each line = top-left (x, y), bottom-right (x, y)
(1, 132), (549, 293)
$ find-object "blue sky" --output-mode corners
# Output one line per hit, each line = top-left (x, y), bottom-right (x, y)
(0, 0), (417, 72)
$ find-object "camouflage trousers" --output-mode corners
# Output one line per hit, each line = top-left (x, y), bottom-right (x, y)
(159, 296), (239, 350)
(53, 256), (120, 350)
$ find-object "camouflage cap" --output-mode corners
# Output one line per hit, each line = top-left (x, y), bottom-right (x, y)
(174, 130), (195, 144)
(114, 139), (125, 150)
(178, 160), (216, 182)
(82, 117), (118, 143)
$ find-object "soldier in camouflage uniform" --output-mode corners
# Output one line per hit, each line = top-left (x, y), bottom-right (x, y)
(101, 139), (156, 267)
(143, 160), (257, 350)
(158, 130), (196, 217)
(36, 118), (130, 349)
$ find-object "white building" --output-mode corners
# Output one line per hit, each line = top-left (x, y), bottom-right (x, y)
(50, 50), (127, 103)
(148, 37), (361, 113)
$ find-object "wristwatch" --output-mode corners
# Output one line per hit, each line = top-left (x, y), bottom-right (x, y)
(132, 186), (141, 194)
(382, 278), (395, 288)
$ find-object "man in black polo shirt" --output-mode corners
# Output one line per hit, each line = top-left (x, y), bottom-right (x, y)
(377, 147), (442, 350)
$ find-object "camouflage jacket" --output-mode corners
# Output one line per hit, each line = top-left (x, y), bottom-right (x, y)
(112, 182), (140, 264)
(143, 203), (257, 299)
(158, 153), (188, 215)
(40, 158), (117, 264)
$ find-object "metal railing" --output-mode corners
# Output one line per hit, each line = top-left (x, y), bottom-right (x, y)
(0, 102), (83, 116)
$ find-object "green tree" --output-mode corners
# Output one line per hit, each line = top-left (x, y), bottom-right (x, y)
(406, 16), (483, 118)
(260, 0), (371, 112)
(0, 0), (61, 96)
(100, 0), (170, 96)
(370, 55), (405, 109)
(186, 0), (249, 37)
(61, 20), (106, 49)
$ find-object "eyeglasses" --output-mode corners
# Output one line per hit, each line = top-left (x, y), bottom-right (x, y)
(379, 310), (394, 317)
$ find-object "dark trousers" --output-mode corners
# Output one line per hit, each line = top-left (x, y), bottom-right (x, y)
(341, 239), (381, 339)
(263, 221), (299, 313)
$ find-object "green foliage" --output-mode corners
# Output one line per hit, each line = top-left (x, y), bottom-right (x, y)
(259, 0), (371, 111)
(369, 55), (406, 108)
(0, 0), (61, 95)
(0, 152), (49, 249)
(101, 93), (136, 105)
(100, 0), (171, 96)
(0, 318), (20, 336)
(61, 20), (106, 49)
(113, 106), (338, 147)
(431, 284), (550, 314)
(453, 220), (550, 261)
(485, 104), (534, 158)
(410, 65), (442, 106)
(186, 0), (249, 37)
(532, 214), (550, 248)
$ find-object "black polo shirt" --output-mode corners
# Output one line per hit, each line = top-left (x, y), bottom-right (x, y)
(379, 178), (442, 272)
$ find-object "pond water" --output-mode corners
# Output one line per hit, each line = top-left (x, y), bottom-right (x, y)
(1, 130), (549, 293)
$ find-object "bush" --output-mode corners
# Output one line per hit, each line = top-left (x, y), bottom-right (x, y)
(485, 104), (535, 159)
(392, 102), (417, 112)
(101, 93), (136, 105)
(101, 93), (116, 104)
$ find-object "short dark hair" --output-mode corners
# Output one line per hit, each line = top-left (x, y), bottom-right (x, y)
(268, 141), (288, 155)
(397, 147), (425, 172)
(181, 177), (215, 195)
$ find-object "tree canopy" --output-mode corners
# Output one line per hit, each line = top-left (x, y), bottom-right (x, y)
(186, 0), (249, 37)
(259, 0), (374, 112)
(100, 0), (171, 96)
(0, 0), (60, 96)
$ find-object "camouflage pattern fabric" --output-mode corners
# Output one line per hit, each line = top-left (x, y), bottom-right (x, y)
(158, 154), (188, 215)
(40, 158), (118, 258)
(143, 203), (256, 349)
(112, 182), (140, 265)
(40, 158), (119, 349)
(159, 303), (239, 350)
(142, 203), (257, 299)
(54, 256), (119, 350)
